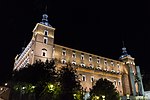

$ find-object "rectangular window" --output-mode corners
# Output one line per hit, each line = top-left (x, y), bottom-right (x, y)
(111, 61), (114, 66)
(44, 30), (48, 36)
(104, 60), (107, 66)
(81, 54), (84, 60)
(114, 80), (117, 86)
(91, 76), (94, 82)
(62, 49), (66, 56)
(42, 49), (47, 57)
(118, 81), (121, 85)
(72, 51), (76, 58)
(61, 59), (66, 64)
(97, 57), (100, 64)
(82, 75), (86, 81)
(117, 64), (120, 68)
(43, 37), (48, 44)
(89, 56), (92, 62)
(43, 52), (46, 56)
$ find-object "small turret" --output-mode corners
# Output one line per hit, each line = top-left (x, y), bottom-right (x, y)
(119, 41), (131, 59)
(40, 14), (52, 27)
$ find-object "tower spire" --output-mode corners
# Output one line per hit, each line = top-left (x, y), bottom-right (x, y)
(122, 41), (128, 55)
(120, 41), (130, 59)
(40, 6), (52, 27)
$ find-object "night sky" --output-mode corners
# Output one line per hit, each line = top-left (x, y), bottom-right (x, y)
(0, 0), (149, 83)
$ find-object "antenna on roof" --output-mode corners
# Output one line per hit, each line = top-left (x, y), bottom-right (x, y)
(45, 4), (47, 13)
(122, 41), (125, 48)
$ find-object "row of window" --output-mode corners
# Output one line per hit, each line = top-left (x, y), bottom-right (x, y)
(81, 75), (121, 86)
(41, 48), (121, 68)
(61, 58), (120, 73)
(62, 49), (120, 68)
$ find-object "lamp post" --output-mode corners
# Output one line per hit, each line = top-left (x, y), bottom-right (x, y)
(102, 95), (105, 100)
(95, 96), (99, 100)
(126, 94), (130, 100)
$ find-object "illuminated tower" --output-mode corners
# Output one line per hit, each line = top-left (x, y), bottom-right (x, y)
(14, 14), (55, 70)
(32, 14), (55, 62)
(120, 44), (144, 96)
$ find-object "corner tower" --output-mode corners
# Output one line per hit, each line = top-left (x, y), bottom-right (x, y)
(14, 14), (55, 70)
(120, 45), (136, 95)
(120, 44), (144, 96)
(31, 14), (55, 62)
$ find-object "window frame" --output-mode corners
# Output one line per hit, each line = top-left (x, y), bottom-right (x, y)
(44, 30), (48, 36)
(43, 37), (48, 44)
(81, 54), (84, 60)
(82, 75), (86, 81)
(41, 49), (47, 57)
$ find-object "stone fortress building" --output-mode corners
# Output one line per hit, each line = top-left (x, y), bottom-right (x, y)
(13, 14), (144, 97)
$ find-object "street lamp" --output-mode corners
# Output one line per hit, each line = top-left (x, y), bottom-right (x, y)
(95, 96), (99, 100)
(4, 83), (8, 86)
(48, 84), (54, 91)
(0, 87), (3, 91)
(102, 95), (105, 100)
(73, 93), (77, 99)
(126, 94), (130, 100)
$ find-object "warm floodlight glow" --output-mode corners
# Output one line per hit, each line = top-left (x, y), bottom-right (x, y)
(31, 86), (35, 89)
(95, 96), (99, 99)
(48, 84), (54, 91)
(102, 95), (105, 100)
(22, 87), (26, 89)
(4, 83), (8, 86)
(126, 94), (130, 99)
(0, 88), (3, 91)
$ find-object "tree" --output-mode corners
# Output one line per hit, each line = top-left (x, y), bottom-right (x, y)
(58, 64), (82, 100)
(89, 78), (120, 100)
(11, 59), (59, 100)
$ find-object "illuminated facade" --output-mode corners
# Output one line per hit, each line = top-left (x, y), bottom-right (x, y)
(14, 14), (144, 96)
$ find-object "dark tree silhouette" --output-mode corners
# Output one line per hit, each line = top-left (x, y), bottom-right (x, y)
(89, 78), (120, 100)
(11, 59), (58, 100)
(58, 64), (82, 100)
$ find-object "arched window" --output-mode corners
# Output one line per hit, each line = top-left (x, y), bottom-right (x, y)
(62, 48), (66, 56)
(89, 55), (92, 62)
(72, 60), (76, 65)
(82, 75), (86, 81)
(72, 51), (76, 58)
(91, 76), (94, 82)
(61, 59), (66, 64)
(104, 59), (107, 66)
(97, 57), (100, 64)
(42, 48), (47, 57)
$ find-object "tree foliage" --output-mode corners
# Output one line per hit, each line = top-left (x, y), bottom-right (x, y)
(11, 59), (59, 100)
(58, 65), (82, 100)
(89, 78), (120, 100)
(12, 60), (57, 84)
(11, 60), (82, 100)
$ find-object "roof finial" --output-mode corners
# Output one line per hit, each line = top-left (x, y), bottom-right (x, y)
(122, 41), (125, 48)
(40, 5), (52, 27)
(120, 41), (130, 59)
(122, 41), (128, 55)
